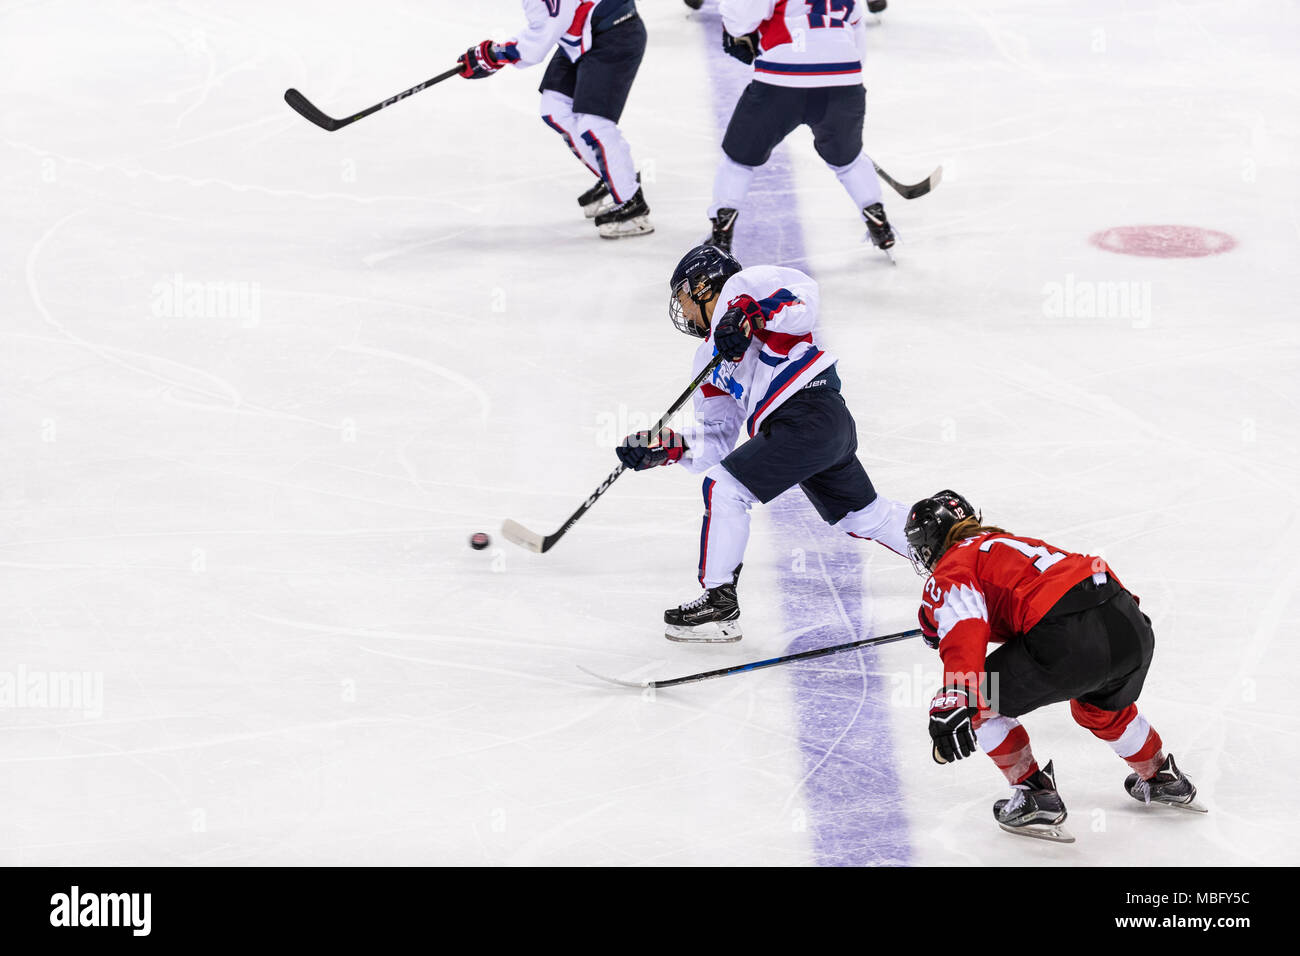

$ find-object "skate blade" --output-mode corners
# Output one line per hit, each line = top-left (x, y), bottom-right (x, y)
(996, 821), (1076, 844)
(1140, 796), (1209, 814)
(598, 217), (655, 239)
(582, 198), (614, 219)
(664, 620), (742, 643)
(861, 231), (897, 264)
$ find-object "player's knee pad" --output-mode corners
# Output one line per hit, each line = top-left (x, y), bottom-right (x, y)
(573, 111), (622, 141)
(702, 466), (758, 516)
(826, 153), (867, 177)
(974, 714), (1019, 750)
(539, 89), (577, 125)
(839, 494), (898, 534)
(838, 495), (909, 557)
(826, 152), (882, 208)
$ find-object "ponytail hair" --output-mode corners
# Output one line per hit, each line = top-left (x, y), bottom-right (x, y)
(943, 516), (1009, 553)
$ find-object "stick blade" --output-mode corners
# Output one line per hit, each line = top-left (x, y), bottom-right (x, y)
(501, 519), (546, 553)
(576, 665), (653, 690)
(284, 88), (341, 131)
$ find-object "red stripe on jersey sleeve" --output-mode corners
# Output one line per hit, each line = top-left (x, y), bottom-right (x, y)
(758, 0), (792, 49)
(753, 329), (812, 355)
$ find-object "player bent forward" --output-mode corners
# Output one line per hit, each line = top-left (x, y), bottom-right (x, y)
(906, 491), (1204, 843)
(457, 0), (652, 238)
(615, 245), (910, 642)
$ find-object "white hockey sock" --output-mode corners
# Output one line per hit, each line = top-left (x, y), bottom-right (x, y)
(709, 156), (756, 218)
(828, 152), (883, 210)
(698, 467), (757, 588)
(539, 90), (601, 178)
(836, 494), (909, 558)
(574, 114), (639, 204)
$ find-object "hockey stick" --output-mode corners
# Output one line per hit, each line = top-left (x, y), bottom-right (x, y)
(284, 65), (460, 132)
(502, 354), (726, 554)
(873, 162), (943, 200)
(579, 627), (923, 690)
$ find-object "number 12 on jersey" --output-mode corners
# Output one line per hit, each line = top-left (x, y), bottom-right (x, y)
(806, 0), (855, 29)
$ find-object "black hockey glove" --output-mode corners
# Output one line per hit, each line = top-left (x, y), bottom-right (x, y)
(617, 428), (687, 471)
(928, 687), (978, 764)
(722, 29), (759, 65)
(713, 294), (765, 362)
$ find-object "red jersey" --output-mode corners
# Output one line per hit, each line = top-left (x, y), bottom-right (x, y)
(918, 532), (1120, 681)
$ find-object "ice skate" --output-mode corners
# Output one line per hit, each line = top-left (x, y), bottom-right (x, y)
(595, 186), (654, 238)
(578, 178), (613, 219)
(862, 202), (896, 262)
(709, 207), (738, 254)
(993, 760), (1075, 843)
(664, 583), (741, 643)
(1125, 754), (1206, 813)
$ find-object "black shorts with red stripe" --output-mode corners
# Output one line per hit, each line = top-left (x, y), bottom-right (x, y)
(721, 367), (878, 523)
(722, 81), (865, 167)
(982, 578), (1156, 718)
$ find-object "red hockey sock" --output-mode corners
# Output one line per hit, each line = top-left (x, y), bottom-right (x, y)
(1070, 700), (1166, 779)
(975, 714), (1038, 784)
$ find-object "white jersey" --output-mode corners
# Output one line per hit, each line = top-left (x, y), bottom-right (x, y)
(680, 265), (838, 473)
(498, 0), (635, 68)
(719, 0), (867, 89)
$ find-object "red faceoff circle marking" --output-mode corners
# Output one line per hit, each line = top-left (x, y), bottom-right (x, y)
(1090, 225), (1237, 258)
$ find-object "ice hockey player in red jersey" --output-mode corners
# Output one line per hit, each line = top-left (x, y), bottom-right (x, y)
(905, 490), (1204, 842)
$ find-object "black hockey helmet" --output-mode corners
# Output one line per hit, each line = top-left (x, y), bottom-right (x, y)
(904, 489), (978, 575)
(669, 243), (742, 338)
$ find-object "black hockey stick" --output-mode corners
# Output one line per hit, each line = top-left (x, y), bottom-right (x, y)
(579, 627), (923, 690)
(873, 162), (943, 200)
(284, 65), (460, 132)
(502, 354), (726, 554)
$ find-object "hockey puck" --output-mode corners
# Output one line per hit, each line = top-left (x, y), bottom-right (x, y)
(469, 532), (491, 551)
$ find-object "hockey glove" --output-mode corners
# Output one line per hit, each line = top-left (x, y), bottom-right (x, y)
(459, 40), (504, 80)
(722, 29), (760, 65)
(616, 428), (687, 471)
(928, 687), (978, 764)
(713, 294), (765, 362)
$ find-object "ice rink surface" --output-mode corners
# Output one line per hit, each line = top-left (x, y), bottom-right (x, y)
(2, 0), (1298, 865)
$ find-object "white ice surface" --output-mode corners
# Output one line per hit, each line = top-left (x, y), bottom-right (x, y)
(1, 0), (1297, 865)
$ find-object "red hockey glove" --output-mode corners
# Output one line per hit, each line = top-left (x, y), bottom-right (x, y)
(616, 428), (687, 471)
(459, 40), (504, 80)
(713, 294), (765, 362)
(928, 687), (978, 764)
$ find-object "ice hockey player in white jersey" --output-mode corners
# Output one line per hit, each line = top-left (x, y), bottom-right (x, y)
(615, 245), (911, 642)
(457, 1), (652, 238)
(706, 1), (896, 257)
